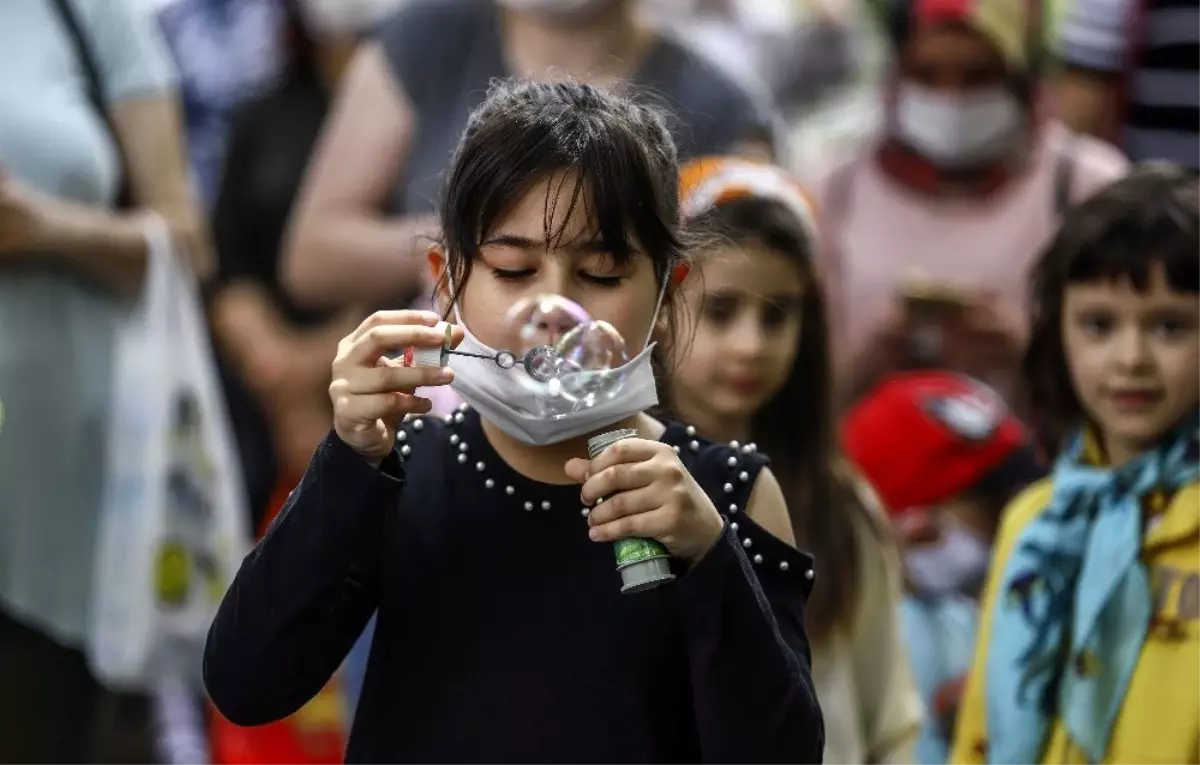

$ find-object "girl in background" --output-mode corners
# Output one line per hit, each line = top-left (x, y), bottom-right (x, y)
(952, 164), (1199, 763)
(668, 156), (924, 763)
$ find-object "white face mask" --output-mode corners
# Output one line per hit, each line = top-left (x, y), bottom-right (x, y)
(894, 83), (1022, 168)
(297, 0), (405, 37)
(905, 522), (990, 597)
(446, 280), (666, 446)
(494, 0), (618, 20)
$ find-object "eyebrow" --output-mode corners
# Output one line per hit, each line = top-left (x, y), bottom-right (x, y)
(704, 289), (804, 305)
(481, 233), (613, 255)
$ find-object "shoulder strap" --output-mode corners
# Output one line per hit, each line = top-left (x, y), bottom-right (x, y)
(1052, 133), (1077, 218)
(48, 0), (132, 208)
(50, 0), (105, 113)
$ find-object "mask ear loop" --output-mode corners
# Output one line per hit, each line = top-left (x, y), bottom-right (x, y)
(641, 267), (675, 351)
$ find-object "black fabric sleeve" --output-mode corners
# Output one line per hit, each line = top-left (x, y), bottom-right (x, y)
(203, 432), (402, 726)
(675, 447), (824, 763)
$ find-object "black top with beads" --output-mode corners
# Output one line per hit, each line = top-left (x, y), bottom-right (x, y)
(204, 408), (822, 763)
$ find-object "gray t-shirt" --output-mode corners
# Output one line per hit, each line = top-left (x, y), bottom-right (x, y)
(376, 0), (780, 216)
(0, 0), (175, 647)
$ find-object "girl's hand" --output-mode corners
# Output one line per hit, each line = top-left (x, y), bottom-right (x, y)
(565, 439), (726, 565)
(329, 310), (460, 465)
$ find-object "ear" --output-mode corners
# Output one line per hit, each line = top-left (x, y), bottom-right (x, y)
(426, 245), (452, 315)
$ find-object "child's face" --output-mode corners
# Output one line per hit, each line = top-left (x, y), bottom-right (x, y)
(669, 243), (804, 424)
(449, 172), (663, 357)
(1062, 264), (1199, 461)
(899, 496), (995, 598)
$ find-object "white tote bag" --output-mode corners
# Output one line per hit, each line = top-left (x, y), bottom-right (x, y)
(89, 215), (251, 692)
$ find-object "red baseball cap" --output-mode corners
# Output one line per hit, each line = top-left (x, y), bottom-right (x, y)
(841, 371), (1040, 516)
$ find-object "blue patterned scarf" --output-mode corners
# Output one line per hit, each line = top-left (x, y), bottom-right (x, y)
(985, 413), (1199, 763)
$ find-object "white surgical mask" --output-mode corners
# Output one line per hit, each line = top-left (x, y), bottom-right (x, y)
(894, 83), (1022, 168)
(494, 0), (618, 19)
(446, 280), (666, 446)
(905, 523), (990, 597)
(297, 0), (405, 37)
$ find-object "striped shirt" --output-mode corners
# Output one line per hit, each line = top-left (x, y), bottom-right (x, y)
(1059, 0), (1199, 171)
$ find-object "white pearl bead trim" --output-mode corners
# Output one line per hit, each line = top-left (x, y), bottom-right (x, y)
(396, 414), (811, 579)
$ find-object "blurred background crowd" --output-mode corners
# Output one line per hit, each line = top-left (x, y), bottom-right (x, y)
(0, 0), (1196, 762)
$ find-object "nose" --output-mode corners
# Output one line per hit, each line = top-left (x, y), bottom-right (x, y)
(727, 312), (767, 360)
(1113, 325), (1152, 371)
(534, 259), (576, 302)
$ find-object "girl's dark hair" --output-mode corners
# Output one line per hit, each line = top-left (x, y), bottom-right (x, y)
(1024, 162), (1200, 458)
(438, 79), (685, 310)
(676, 195), (879, 641)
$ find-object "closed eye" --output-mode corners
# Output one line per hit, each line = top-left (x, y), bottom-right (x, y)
(491, 268), (536, 281)
(582, 273), (625, 287)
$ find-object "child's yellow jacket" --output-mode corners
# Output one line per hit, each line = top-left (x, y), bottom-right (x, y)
(951, 480), (1199, 763)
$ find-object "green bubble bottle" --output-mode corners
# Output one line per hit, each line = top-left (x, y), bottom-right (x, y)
(587, 429), (675, 594)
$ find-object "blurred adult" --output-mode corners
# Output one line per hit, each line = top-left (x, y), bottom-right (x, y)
(1057, 0), (1198, 172)
(209, 0), (401, 535)
(0, 0), (208, 761)
(812, 0), (1128, 409)
(644, 0), (844, 104)
(155, 0), (286, 206)
(282, 0), (779, 310)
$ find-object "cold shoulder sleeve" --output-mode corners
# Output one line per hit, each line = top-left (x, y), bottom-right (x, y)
(674, 439), (824, 763)
(203, 431), (402, 726)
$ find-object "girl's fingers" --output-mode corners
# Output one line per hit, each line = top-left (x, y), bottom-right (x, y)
(584, 485), (661, 528)
(347, 364), (453, 394)
(585, 438), (664, 474)
(343, 324), (448, 367)
(563, 458), (590, 484)
(334, 391), (430, 425)
(579, 460), (657, 507)
(348, 310), (440, 342)
(588, 506), (674, 544)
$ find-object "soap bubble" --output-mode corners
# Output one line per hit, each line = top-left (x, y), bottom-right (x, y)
(498, 294), (631, 414)
(503, 295), (590, 359)
(556, 320), (629, 406)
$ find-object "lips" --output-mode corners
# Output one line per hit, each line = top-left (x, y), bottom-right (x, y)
(1108, 390), (1164, 409)
(725, 376), (763, 396)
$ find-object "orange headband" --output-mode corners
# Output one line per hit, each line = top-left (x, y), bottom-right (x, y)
(679, 156), (820, 241)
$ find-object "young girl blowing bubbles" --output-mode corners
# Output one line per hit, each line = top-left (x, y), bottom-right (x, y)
(665, 157), (924, 763)
(951, 164), (1200, 764)
(203, 81), (824, 763)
